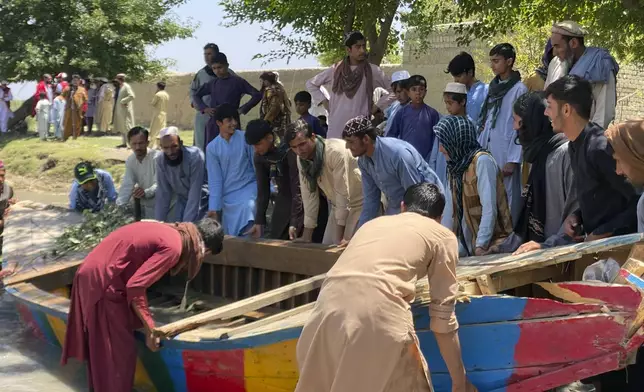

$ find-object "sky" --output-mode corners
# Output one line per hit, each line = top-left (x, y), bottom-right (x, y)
(153, 0), (319, 72)
(11, 1), (320, 99)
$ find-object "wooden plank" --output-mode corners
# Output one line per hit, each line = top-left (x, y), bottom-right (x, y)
(475, 275), (497, 294)
(219, 303), (316, 340)
(232, 267), (240, 300)
(3, 258), (83, 286)
(622, 243), (644, 277)
(220, 265), (227, 299)
(206, 237), (341, 276)
(287, 274), (297, 308)
(259, 269), (266, 293)
(538, 281), (643, 311)
(245, 267), (253, 298)
(155, 273), (326, 338)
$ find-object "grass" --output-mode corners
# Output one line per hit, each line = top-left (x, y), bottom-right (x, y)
(0, 130), (194, 193)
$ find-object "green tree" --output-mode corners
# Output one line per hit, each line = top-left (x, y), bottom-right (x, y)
(454, 0), (644, 63)
(220, 0), (449, 66)
(0, 0), (195, 81)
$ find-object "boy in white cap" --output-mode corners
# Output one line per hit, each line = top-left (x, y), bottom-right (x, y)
(382, 70), (410, 135)
(443, 82), (468, 119)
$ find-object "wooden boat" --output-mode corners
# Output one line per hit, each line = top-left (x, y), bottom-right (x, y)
(2, 201), (644, 392)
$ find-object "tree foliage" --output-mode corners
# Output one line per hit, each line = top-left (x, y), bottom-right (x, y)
(220, 0), (447, 66)
(455, 0), (644, 64)
(0, 0), (195, 81)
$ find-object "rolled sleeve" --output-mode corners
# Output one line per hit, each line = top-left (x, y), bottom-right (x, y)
(427, 235), (460, 334)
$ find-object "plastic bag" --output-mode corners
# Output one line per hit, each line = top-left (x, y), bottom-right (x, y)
(582, 258), (620, 283)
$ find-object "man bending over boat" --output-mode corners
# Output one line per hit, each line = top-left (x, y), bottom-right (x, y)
(295, 183), (477, 392)
(61, 218), (224, 392)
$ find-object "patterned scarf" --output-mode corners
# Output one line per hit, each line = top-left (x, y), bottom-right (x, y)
(262, 140), (290, 180)
(434, 116), (486, 249)
(167, 222), (205, 281)
(299, 135), (326, 192)
(76, 171), (109, 213)
(478, 70), (522, 132)
(332, 57), (373, 109)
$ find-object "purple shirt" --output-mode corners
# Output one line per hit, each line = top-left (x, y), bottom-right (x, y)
(193, 74), (262, 149)
(300, 113), (327, 138)
(387, 103), (441, 167)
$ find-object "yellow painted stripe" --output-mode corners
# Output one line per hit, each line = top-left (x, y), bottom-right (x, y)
(134, 357), (157, 392)
(46, 314), (67, 347)
(244, 339), (299, 392)
(50, 287), (71, 298)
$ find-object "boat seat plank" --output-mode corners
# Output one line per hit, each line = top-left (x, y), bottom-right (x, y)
(156, 273), (326, 338)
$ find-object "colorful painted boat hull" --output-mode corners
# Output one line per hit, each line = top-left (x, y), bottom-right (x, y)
(8, 279), (644, 392)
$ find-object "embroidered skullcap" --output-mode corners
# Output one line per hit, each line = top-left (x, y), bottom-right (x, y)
(444, 82), (467, 95)
(406, 75), (427, 88)
(552, 21), (587, 38)
(391, 70), (410, 84)
(159, 126), (180, 139)
(343, 115), (372, 137)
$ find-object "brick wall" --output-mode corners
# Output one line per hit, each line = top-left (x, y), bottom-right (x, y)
(131, 25), (643, 129)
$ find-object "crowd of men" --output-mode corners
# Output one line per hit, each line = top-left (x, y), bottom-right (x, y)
(41, 19), (644, 392)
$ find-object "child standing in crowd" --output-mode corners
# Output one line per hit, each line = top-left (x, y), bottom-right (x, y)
(383, 70), (410, 135)
(478, 43), (528, 225)
(443, 82), (469, 119)
(446, 52), (488, 125)
(294, 91), (326, 138)
(35, 92), (51, 140)
(387, 75), (441, 171)
(52, 87), (66, 140)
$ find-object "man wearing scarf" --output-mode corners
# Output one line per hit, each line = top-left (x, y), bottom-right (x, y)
(69, 162), (117, 213)
(478, 43), (528, 226)
(606, 119), (644, 233)
(61, 217), (224, 392)
(342, 115), (443, 227)
(306, 31), (394, 139)
(489, 92), (578, 255)
(286, 119), (363, 245)
(244, 119), (304, 239)
(550, 21), (619, 129)
(435, 116), (513, 256)
(155, 127), (209, 222)
(190, 43), (218, 151)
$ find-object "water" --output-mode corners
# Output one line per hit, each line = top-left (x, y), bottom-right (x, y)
(0, 293), (86, 392)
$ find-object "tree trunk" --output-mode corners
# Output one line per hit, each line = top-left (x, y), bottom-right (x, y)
(365, 0), (399, 65)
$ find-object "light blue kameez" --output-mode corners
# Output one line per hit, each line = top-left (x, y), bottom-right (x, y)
(206, 130), (257, 236)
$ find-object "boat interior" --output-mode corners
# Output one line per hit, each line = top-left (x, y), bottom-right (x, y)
(6, 232), (644, 342)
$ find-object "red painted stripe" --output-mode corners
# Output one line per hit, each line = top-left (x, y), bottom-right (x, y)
(182, 349), (245, 392)
(513, 314), (627, 367)
(506, 352), (621, 392)
(553, 282), (642, 311)
(15, 303), (45, 340)
(522, 298), (606, 319)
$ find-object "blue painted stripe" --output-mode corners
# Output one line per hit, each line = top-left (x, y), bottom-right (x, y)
(159, 347), (188, 392)
(413, 296), (528, 329)
(418, 322), (520, 373)
(30, 309), (61, 347)
(621, 269), (644, 290)
(432, 369), (510, 392)
(5, 287), (69, 321)
(165, 327), (303, 351)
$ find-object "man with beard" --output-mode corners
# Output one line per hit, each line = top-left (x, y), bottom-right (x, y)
(155, 126), (208, 222)
(543, 75), (637, 244)
(550, 21), (619, 129)
(478, 43), (528, 225)
(306, 31), (394, 139)
(113, 73), (136, 148)
(116, 127), (161, 219)
(190, 43), (218, 151)
(342, 115), (443, 228)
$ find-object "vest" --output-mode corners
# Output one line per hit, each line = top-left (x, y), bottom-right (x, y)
(454, 151), (513, 251)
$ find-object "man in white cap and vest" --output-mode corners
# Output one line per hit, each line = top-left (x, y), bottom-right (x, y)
(549, 20), (619, 129)
(381, 70), (410, 135)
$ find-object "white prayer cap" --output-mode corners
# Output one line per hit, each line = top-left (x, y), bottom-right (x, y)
(552, 21), (587, 38)
(444, 82), (467, 95)
(391, 70), (410, 84)
(159, 126), (180, 139)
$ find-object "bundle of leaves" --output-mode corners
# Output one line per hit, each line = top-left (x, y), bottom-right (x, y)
(53, 204), (134, 256)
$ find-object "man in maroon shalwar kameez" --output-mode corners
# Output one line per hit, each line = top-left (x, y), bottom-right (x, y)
(61, 218), (223, 392)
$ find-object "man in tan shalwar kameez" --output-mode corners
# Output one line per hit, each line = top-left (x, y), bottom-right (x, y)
(62, 75), (88, 141)
(113, 73), (136, 147)
(95, 77), (114, 132)
(296, 183), (477, 392)
(149, 81), (170, 148)
(286, 119), (363, 245)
